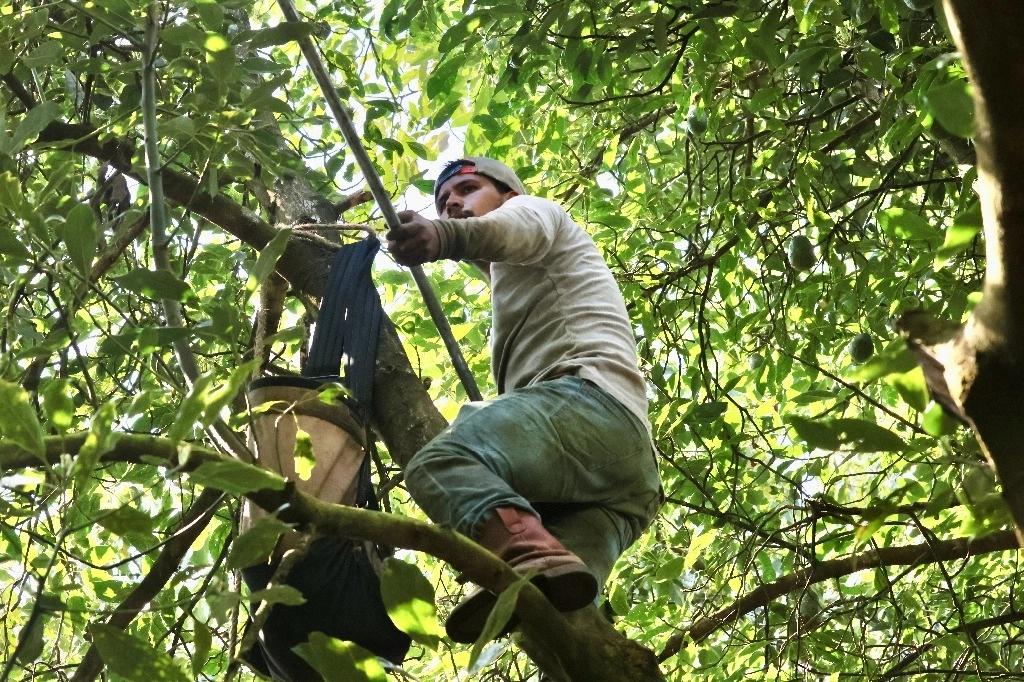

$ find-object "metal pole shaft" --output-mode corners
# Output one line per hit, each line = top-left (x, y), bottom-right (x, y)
(277, 0), (483, 402)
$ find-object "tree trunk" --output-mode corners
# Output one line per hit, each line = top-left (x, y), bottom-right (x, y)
(899, 2), (1024, 543)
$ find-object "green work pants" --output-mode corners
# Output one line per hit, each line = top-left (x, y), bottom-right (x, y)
(404, 376), (662, 587)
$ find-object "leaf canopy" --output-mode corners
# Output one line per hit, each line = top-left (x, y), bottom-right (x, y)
(0, 0), (1017, 680)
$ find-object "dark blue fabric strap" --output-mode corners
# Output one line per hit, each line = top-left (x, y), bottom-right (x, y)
(301, 235), (383, 510)
(303, 236), (383, 409)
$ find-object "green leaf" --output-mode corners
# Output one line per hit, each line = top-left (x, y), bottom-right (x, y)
(380, 557), (442, 649)
(934, 203), (982, 268)
(831, 418), (906, 453)
(379, 0), (404, 40)
(138, 326), (192, 354)
(167, 363), (258, 442)
(97, 504), (155, 536)
(189, 459), (286, 495)
(0, 172), (22, 210)
(923, 80), (975, 139)
(922, 402), (962, 437)
(426, 54), (468, 100)
(0, 226), (31, 261)
(786, 416), (905, 453)
(11, 101), (60, 152)
(886, 367), (929, 412)
(438, 15), (472, 55)
(294, 632), (387, 682)
(854, 506), (891, 544)
(849, 346), (920, 382)
(244, 22), (317, 50)
(161, 25), (206, 47)
(0, 380), (45, 461)
(877, 208), (939, 241)
(60, 202), (98, 276)
(74, 401), (119, 490)
(90, 624), (191, 682)
(784, 414), (841, 451)
(191, 620), (212, 678)
(113, 268), (194, 302)
(466, 641), (508, 676)
(22, 40), (63, 68)
(247, 227), (292, 295)
(249, 584), (307, 606)
(293, 427), (315, 481)
(40, 377), (75, 433)
(195, 1), (224, 30)
(689, 401), (728, 423)
(470, 576), (527, 668)
(204, 32), (235, 82)
(925, 479), (956, 517)
(227, 516), (288, 570)
(14, 614), (46, 664)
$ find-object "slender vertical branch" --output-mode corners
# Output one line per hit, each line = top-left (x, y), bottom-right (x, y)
(139, 2), (249, 460)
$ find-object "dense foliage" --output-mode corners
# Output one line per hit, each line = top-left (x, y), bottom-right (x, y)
(1, 0), (1020, 680)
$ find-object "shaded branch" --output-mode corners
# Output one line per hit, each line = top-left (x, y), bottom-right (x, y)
(69, 488), (225, 682)
(658, 528), (1020, 660)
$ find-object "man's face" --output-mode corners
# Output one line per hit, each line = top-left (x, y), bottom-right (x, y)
(436, 174), (518, 219)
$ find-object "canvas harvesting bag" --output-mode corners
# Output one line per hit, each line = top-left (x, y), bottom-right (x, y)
(240, 237), (411, 679)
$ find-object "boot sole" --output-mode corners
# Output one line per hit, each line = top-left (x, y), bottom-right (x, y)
(445, 565), (598, 644)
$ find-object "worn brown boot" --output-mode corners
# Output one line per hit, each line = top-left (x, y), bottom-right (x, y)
(445, 507), (598, 644)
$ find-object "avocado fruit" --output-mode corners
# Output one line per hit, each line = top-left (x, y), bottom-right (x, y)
(787, 235), (816, 271)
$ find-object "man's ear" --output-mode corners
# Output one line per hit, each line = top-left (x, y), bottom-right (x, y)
(502, 190), (520, 202)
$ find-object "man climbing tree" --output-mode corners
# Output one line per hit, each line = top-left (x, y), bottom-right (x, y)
(387, 157), (663, 643)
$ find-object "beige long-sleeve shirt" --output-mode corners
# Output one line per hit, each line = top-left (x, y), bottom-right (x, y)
(432, 195), (650, 433)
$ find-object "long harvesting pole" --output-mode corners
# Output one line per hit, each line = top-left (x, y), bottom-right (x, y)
(276, 0), (483, 402)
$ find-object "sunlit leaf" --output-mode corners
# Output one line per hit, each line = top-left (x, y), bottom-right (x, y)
(886, 367), (929, 412)
(0, 380), (45, 461)
(294, 632), (386, 682)
(877, 208), (939, 241)
(293, 427), (315, 481)
(11, 101), (60, 152)
(40, 377), (75, 433)
(380, 557), (442, 649)
(469, 576), (528, 670)
(189, 459), (285, 495)
(247, 227), (292, 295)
(249, 584), (306, 605)
(60, 203), (97, 276)
(849, 347), (920, 382)
(934, 203), (982, 268)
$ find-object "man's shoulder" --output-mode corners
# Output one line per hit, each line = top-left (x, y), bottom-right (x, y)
(503, 195), (585, 233)
(505, 194), (564, 215)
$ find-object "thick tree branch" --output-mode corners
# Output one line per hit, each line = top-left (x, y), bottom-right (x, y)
(0, 434), (662, 681)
